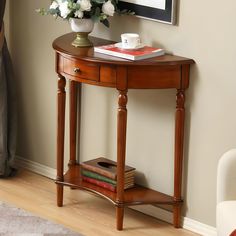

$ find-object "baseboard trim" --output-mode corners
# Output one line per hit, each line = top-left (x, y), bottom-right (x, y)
(183, 217), (217, 236)
(15, 156), (217, 236)
(130, 205), (217, 236)
(130, 205), (172, 224)
(15, 156), (56, 179)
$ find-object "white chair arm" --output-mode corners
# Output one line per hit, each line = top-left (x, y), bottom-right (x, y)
(217, 201), (236, 236)
(217, 149), (236, 203)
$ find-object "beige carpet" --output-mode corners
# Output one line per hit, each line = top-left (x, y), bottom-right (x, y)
(0, 201), (82, 236)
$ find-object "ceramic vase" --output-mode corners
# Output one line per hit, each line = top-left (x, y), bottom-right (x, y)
(70, 18), (94, 47)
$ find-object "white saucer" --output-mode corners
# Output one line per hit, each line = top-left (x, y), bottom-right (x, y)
(115, 42), (145, 50)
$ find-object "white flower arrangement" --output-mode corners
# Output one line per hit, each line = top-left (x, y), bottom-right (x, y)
(37, 0), (133, 27)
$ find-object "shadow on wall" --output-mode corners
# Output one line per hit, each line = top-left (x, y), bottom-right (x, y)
(182, 63), (200, 216)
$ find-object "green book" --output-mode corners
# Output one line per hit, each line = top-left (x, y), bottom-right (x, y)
(81, 169), (117, 185)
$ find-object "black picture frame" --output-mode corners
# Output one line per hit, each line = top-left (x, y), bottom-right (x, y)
(118, 0), (177, 25)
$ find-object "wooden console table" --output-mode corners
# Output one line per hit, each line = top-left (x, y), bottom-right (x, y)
(53, 33), (194, 230)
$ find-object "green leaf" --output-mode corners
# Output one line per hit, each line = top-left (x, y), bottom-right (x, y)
(36, 8), (49, 16)
(75, 3), (81, 10)
(92, 0), (105, 4)
(101, 18), (110, 27)
(48, 8), (59, 15)
(91, 15), (100, 22)
(95, 7), (100, 16)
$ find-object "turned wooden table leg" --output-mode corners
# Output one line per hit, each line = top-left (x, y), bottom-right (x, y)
(69, 80), (78, 167)
(173, 89), (185, 227)
(116, 207), (124, 230)
(116, 90), (128, 230)
(56, 75), (66, 207)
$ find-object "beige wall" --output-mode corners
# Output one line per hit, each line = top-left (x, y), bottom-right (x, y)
(8, 0), (236, 227)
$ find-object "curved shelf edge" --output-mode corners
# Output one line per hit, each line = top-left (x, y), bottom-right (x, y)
(56, 165), (180, 207)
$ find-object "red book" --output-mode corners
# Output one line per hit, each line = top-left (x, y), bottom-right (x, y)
(82, 176), (116, 192)
(94, 44), (165, 61)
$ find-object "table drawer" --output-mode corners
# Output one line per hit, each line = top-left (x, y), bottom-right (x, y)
(127, 65), (181, 89)
(63, 57), (99, 81)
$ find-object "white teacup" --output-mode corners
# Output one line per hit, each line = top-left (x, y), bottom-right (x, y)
(121, 33), (141, 49)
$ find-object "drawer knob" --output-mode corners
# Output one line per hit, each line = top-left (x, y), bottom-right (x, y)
(74, 68), (81, 73)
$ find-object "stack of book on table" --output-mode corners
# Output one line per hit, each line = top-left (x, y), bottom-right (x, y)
(81, 157), (135, 192)
(94, 43), (165, 61)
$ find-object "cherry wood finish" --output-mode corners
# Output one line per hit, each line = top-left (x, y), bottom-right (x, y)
(56, 75), (66, 207)
(58, 165), (175, 205)
(69, 80), (77, 166)
(53, 33), (194, 230)
(116, 89), (128, 230)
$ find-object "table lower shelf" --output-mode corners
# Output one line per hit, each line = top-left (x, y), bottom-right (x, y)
(56, 164), (181, 207)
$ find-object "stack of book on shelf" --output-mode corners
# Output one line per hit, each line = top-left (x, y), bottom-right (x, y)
(81, 157), (135, 192)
